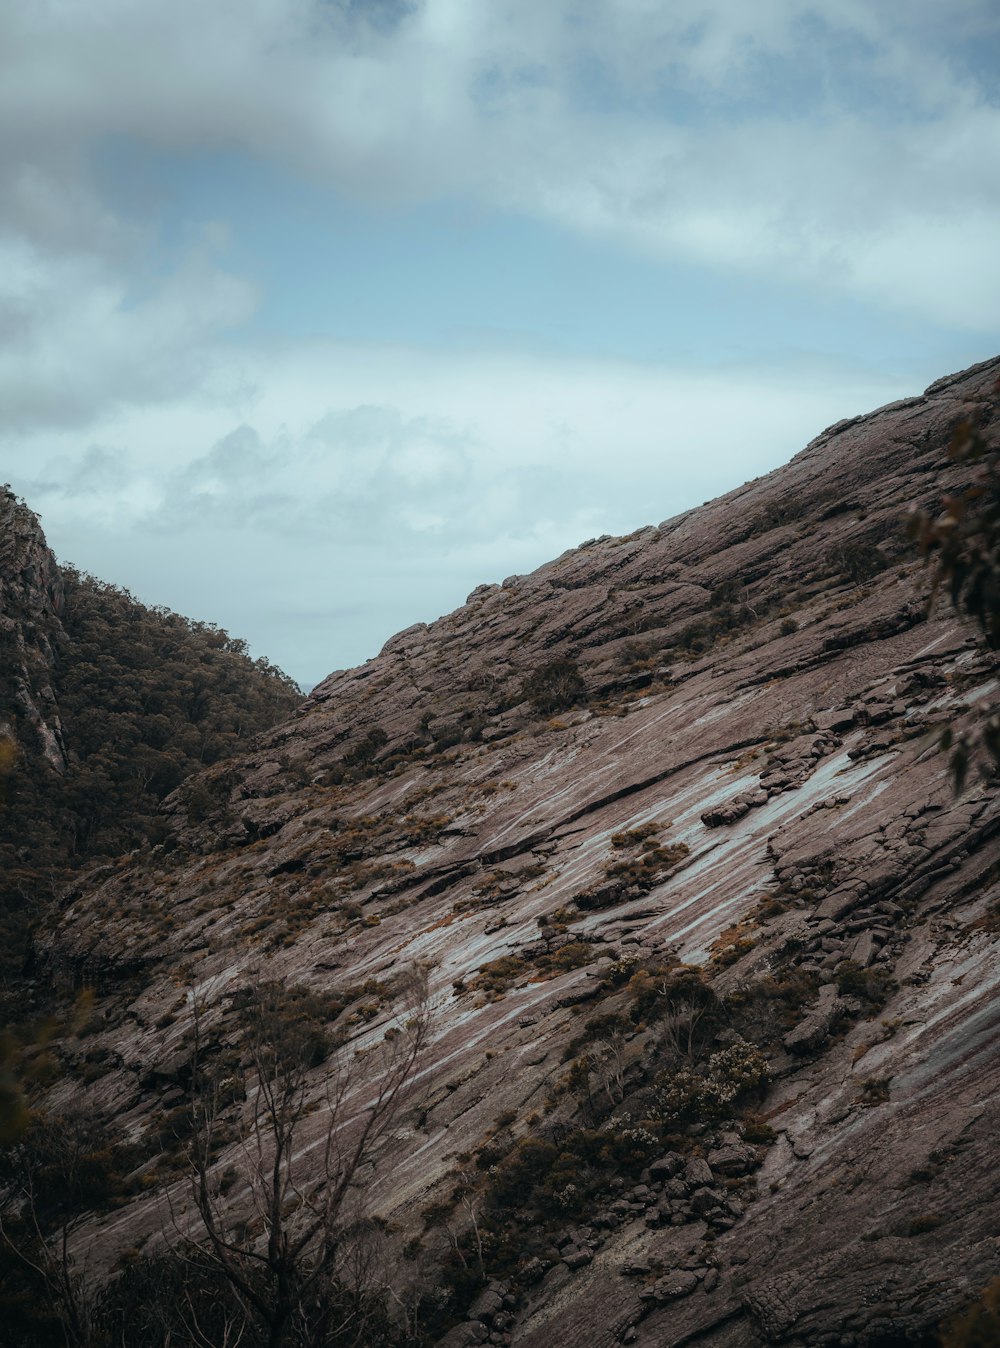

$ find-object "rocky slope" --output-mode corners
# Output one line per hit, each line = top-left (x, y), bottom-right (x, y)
(0, 487), (67, 772)
(31, 356), (1000, 1346)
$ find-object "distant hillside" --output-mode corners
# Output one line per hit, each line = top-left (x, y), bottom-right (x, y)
(0, 489), (302, 994)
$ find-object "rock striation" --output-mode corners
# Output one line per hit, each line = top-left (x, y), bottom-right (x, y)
(28, 356), (1000, 1345)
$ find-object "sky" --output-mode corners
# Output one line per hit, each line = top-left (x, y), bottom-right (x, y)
(2, 2), (999, 691)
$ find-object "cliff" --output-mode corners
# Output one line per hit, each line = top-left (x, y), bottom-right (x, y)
(23, 357), (1000, 1346)
(0, 487), (68, 773)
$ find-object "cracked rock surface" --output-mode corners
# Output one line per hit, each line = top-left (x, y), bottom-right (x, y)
(28, 356), (1000, 1345)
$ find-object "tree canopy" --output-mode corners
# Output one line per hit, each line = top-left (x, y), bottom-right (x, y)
(0, 568), (301, 993)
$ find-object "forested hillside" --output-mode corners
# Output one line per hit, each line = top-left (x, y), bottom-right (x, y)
(0, 490), (302, 996)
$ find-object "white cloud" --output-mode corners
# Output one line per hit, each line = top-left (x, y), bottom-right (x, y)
(0, 226), (258, 430)
(1, 0), (998, 345)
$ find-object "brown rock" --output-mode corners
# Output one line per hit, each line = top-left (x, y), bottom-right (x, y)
(26, 356), (1000, 1348)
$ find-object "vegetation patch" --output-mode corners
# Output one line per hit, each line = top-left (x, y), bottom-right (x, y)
(0, 560), (300, 995)
(569, 829), (689, 915)
(465, 941), (599, 1000)
(518, 658), (588, 714)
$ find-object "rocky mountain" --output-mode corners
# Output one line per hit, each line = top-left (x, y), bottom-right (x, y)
(12, 357), (1000, 1347)
(0, 488), (301, 991)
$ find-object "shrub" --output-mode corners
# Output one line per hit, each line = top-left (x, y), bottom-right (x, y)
(610, 824), (660, 848)
(826, 541), (888, 583)
(709, 921), (758, 969)
(489, 1138), (559, 1208)
(835, 961), (895, 1011)
(727, 969), (822, 1046)
(466, 955), (530, 997)
(575, 837), (689, 913)
(548, 942), (596, 973)
(626, 963), (717, 1045)
(747, 496), (806, 537)
(519, 659), (588, 713)
(653, 1038), (768, 1123)
(857, 1075), (891, 1106)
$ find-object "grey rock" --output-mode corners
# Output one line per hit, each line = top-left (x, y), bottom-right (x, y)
(784, 983), (846, 1055)
(685, 1156), (713, 1187)
(649, 1152), (685, 1180)
(563, 1248), (592, 1270)
(518, 1258), (548, 1286)
(708, 1143), (756, 1176)
(651, 1270), (700, 1301)
(849, 932), (877, 967)
(690, 1186), (722, 1215)
(468, 1288), (504, 1321)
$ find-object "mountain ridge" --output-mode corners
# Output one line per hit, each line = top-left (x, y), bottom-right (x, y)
(9, 356), (1000, 1347)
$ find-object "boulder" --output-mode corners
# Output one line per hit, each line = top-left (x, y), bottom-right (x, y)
(690, 1186), (723, 1215)
(563, 1248), (592, 1270)
(685, 1156), (713, 1187)
(468, 1287), (504, 1321)
(648, 1152), (685, 1180)
(649, 1270), (700, 1301)
(783, 983), (846, 1055)
(701, 796), (754, 827)
(707, 1143), (756, 1177)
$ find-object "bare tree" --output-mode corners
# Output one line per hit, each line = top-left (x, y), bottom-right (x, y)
(0, 1109), (111, 1348)
(593, 1030), (629, 1105)
(93, 1247), (251, 1348)
(179, 967), (432, 1348)
(651, 968), (717, 1063)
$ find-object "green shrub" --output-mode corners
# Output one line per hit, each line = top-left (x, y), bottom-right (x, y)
(653, 1038), (768, 1123)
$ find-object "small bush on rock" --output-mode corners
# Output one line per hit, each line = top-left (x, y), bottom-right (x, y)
(519, 659), (588, 714)
(653, 1038), (769, 1124)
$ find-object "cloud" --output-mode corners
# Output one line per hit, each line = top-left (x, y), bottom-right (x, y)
(0, 225), (258, 431)
(1, 0), (998, 352)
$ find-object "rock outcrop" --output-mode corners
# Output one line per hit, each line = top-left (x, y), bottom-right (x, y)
(28, 356), (1000, 1345)
(0, 486), (67, 770)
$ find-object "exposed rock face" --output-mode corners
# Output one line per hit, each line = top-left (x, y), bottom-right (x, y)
(0, 487), (67, 770)
(32, 357), (1000, 1345)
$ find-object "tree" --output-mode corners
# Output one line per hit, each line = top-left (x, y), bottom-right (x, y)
(627, 963), (719, 1060)
(0, 1108), (124, 1347)
(177, 969), (432, 1348)
(0, 553), (302, 993)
